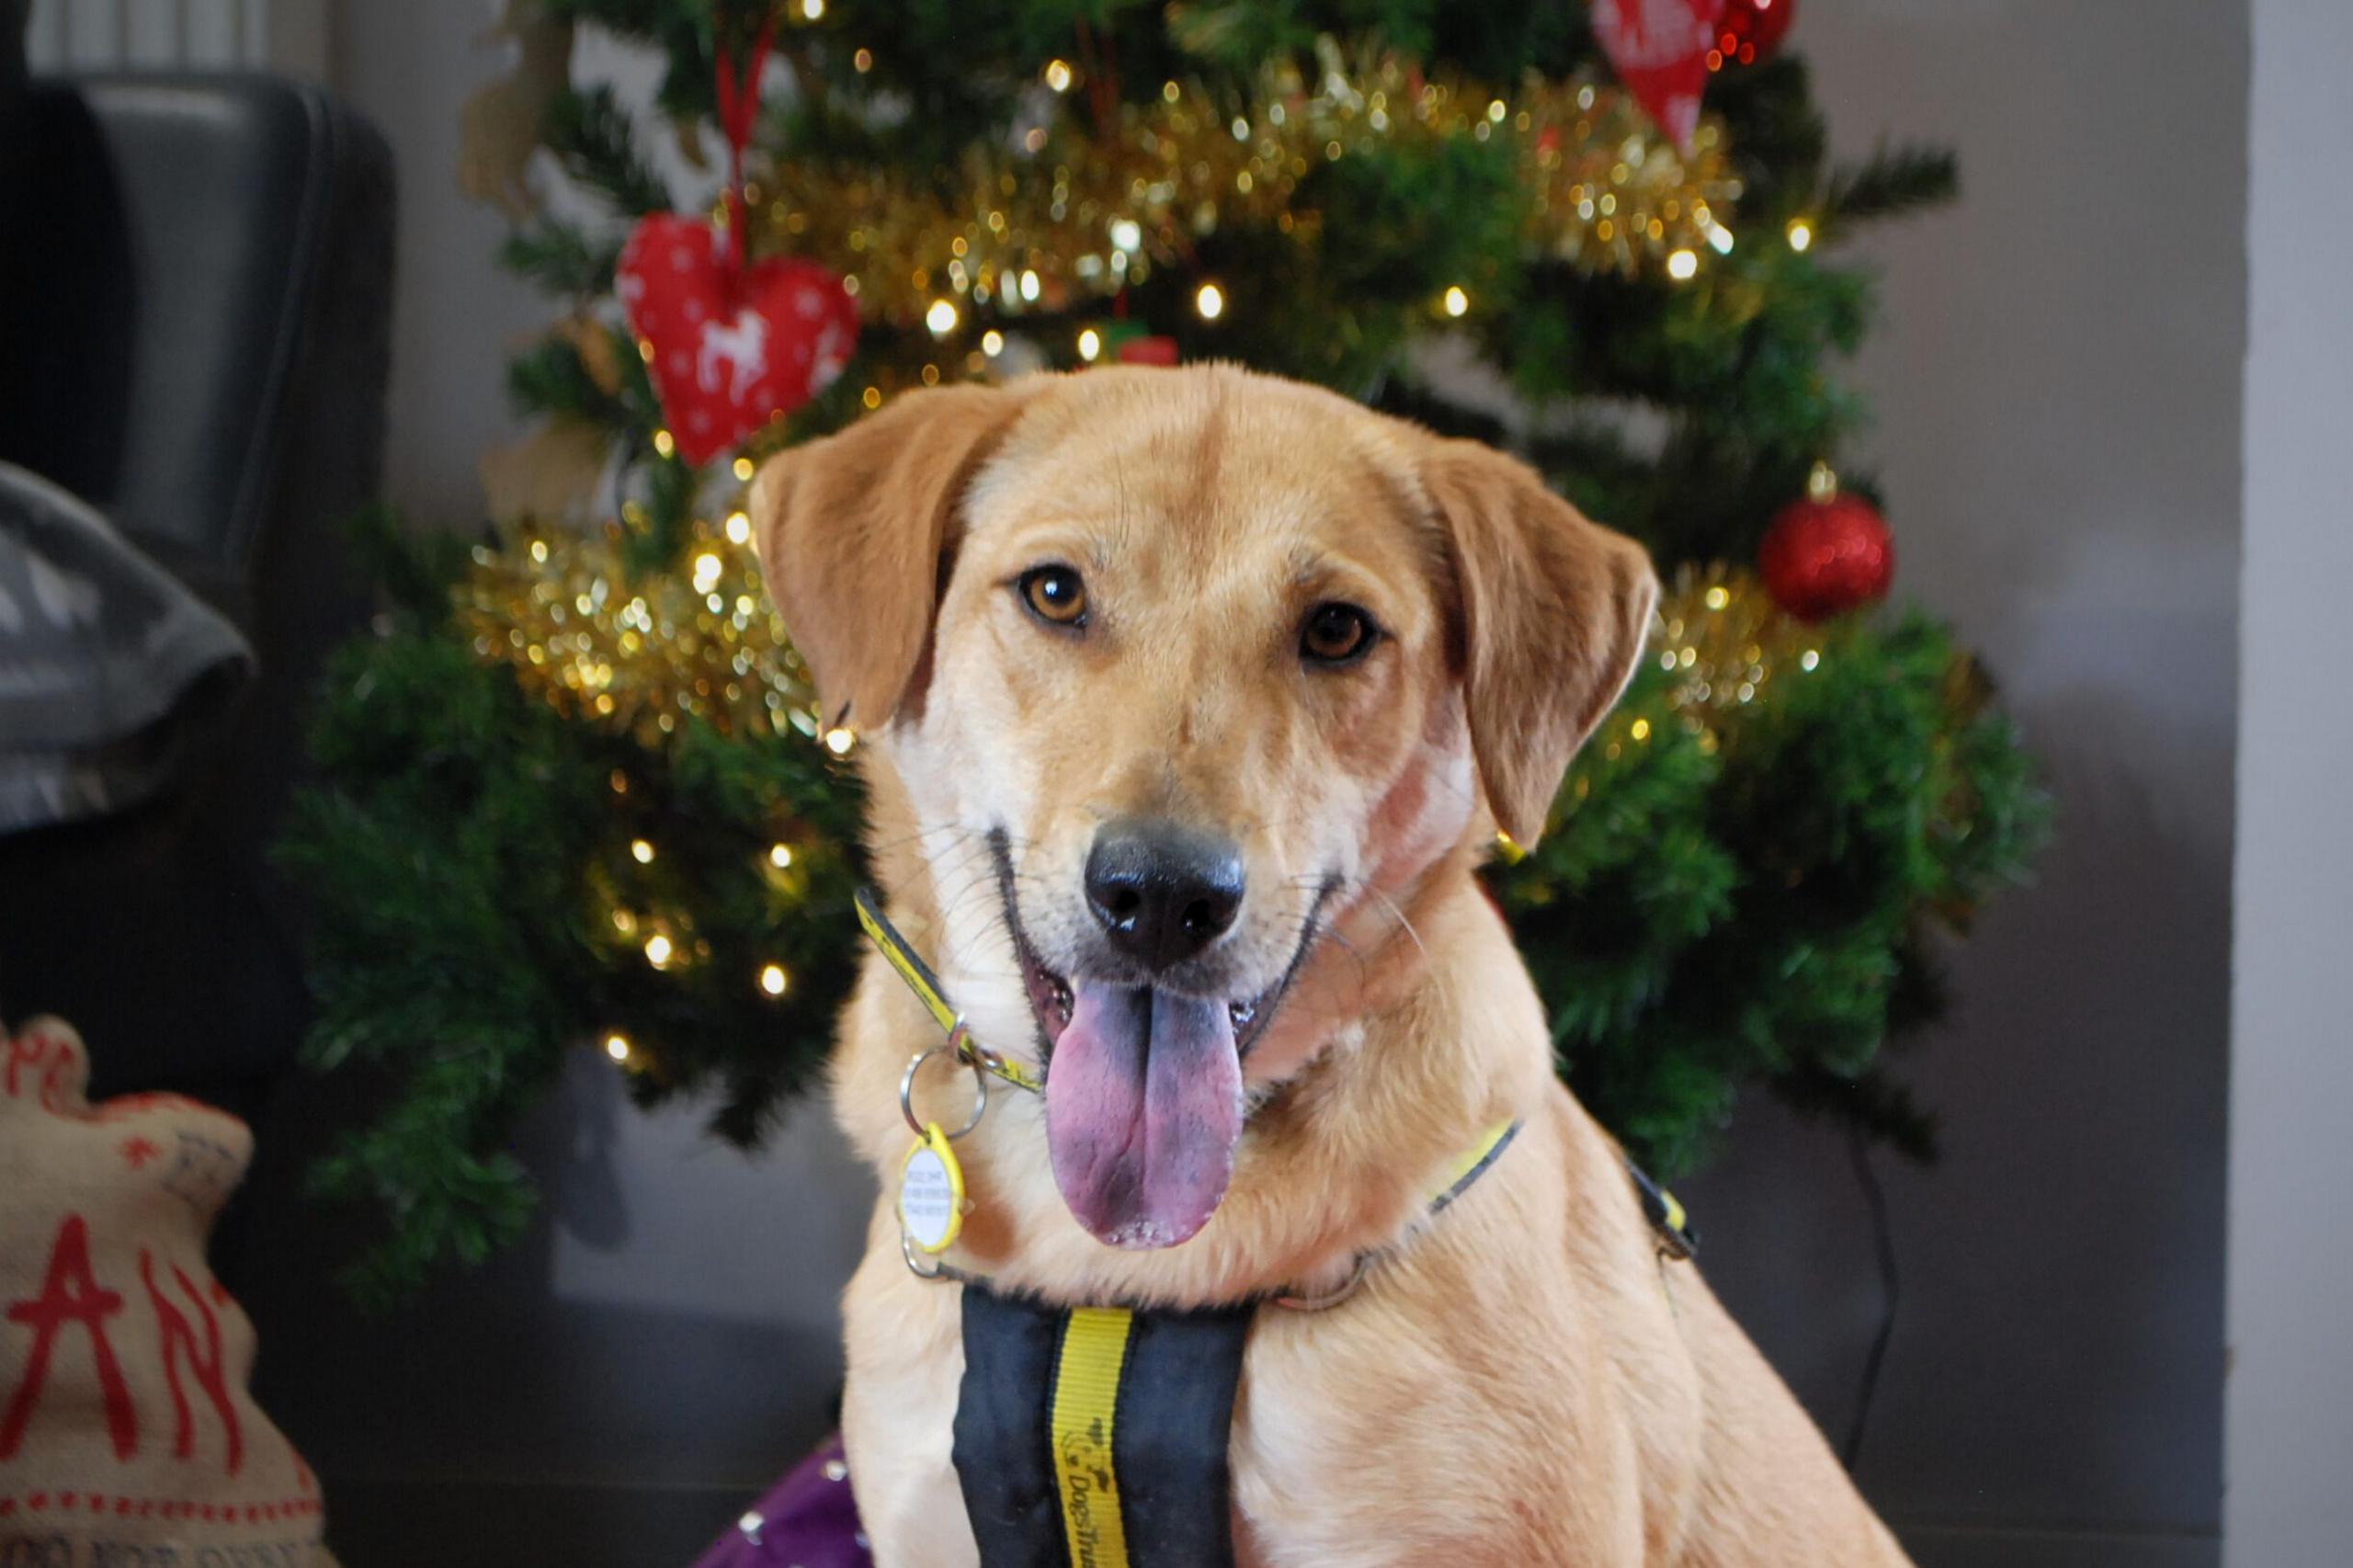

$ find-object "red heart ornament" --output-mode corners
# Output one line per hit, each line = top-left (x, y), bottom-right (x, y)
(616, 214), (860, 466)
(1592, 0), (1726, 153)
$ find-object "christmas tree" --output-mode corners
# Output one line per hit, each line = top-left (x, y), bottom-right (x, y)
(283, 0), (2043, 1302)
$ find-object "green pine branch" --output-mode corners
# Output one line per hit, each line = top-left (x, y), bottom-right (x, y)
(280, 603), (869, 1304)
(506, 331), (632, 427)
(336, 501), (475, 623)
(500, 217), (625, 298)
(544, 84), (673, 217)
(1499, 613), (2048, 1178)
(1822, 143), (1961, 233)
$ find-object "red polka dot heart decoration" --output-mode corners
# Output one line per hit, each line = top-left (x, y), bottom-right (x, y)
(617, 216), (859, 466)
(614, 13), (858, 468)
(1590, 0), (1726, 153)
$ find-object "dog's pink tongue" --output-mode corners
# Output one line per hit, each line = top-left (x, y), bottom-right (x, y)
(1045, 981), (1243, 1249)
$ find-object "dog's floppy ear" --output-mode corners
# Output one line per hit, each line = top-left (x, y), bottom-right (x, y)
(751, 384), (1030, 731)
(1420, 437), (1658, 848)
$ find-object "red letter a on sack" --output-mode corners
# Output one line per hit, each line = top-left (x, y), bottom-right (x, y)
(0, 1214), (136, 1460)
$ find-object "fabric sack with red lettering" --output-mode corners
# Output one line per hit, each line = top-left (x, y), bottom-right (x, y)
(0, 1016), (333, 1566)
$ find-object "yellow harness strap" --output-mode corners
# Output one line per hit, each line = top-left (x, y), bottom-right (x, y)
(1050, 1307), (1136, 1568)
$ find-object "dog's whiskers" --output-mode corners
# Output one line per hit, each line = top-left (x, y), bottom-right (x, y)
(1356, 883), (1427, 961)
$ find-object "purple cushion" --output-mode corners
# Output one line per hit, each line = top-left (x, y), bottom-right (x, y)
(692, 1435), (873, 1568)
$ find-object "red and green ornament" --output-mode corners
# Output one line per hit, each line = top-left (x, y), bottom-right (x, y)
(1080, 319), (1181, 368)
(1117, 335), (1181, 367)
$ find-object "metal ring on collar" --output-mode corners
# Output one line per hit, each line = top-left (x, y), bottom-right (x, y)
(900, 1232), (985, 1288)
(902, 1230), (948, 1279)
(900, 1043), (989, 1139)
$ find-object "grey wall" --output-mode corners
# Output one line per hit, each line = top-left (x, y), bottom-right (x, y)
(333, 0), (539, 527)
(257, 3), (2245, 1563)
(1682, 5), (2243, 1565)
(2225, 2), (2353, 1562)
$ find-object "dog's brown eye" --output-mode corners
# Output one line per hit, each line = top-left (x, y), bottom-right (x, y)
(1018, 565), (1088, 628)
(1301, 602), (1377, 665)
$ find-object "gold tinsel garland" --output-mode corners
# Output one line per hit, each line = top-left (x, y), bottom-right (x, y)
(1566, 563), (1824, 805)
(1652, 561), (1822, 730)
(755, 47), (1741, 329)
(455, 514), (824, 748)
(460, 523), (1816, 773)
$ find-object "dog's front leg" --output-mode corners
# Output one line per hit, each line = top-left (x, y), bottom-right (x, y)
(840, 1217), (981, 1568)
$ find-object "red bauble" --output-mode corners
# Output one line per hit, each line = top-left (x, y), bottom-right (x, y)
(1758, 492), (1893, 621)
(617, 214), (859, 466)
(1717, 0), (1797, 66)
(1591, 0), (1725, 153)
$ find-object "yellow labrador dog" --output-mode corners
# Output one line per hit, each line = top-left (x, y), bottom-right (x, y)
(754, 365), (1911, 1567)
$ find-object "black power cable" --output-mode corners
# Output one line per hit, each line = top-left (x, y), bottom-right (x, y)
(1842, 1121), (1901, 1472)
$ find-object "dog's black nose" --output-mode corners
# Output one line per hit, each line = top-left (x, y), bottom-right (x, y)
(1084, 819), (1245, 972)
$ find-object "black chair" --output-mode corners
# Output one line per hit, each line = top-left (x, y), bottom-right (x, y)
(0, 73), (396, 1112)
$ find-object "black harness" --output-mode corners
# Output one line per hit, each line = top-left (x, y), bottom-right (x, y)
(957, 1290), (1254, 1568)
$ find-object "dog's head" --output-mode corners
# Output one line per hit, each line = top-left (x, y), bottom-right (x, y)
(756, 367), (1654, 1249)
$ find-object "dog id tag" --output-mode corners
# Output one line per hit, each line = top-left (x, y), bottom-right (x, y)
(901, 1122), (968, 1255)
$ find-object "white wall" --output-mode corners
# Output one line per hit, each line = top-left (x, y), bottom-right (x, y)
(2224, 3), (2353, 1562)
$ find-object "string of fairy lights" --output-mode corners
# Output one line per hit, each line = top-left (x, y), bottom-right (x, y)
(456, 17), (1844, 1065)
(455, 494), (858, 1054)
(731, 33), (1851, 408)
